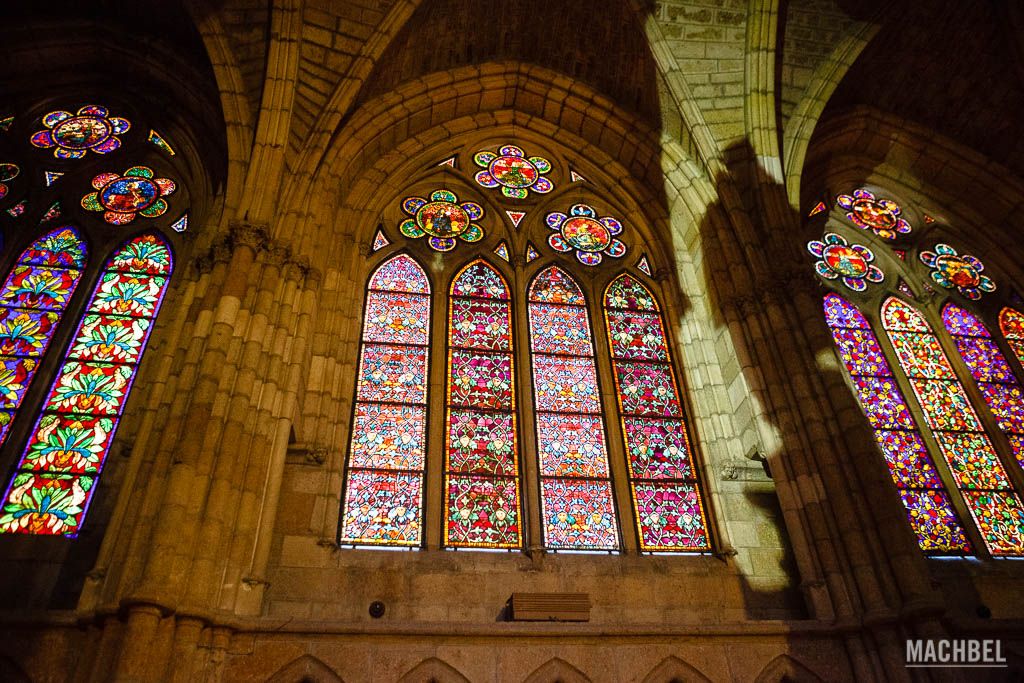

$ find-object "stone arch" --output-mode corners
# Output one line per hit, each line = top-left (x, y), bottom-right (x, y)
(753, 654), (825, 683)
(523, 657), (591, 683)
(397, 657), (471, 683)
(642, 655), (713, 683)
(265, 654), (343, 683)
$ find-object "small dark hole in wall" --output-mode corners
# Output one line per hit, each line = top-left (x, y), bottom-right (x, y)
(369, 601), (386, 618)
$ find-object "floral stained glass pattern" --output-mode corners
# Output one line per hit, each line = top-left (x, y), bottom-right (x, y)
(806, 233), (884, 292)
(82, 166), (176, 226)
(824, 294), (970, 553)
(920, 244), (995, 300)
(30, 105), (130, 159)
(545, 203), (627, 266)
(444, 261), (521, 548)
(882, 297), (1024, 555)
(0, 227), (87, 449)
(605, 275), (709, 551)
(0, 234), (171, 537)
(473, 144), (554, 199)
(529, 267), (619, 550)
(400, 190), (484, 252)
(340, 255), (430, 546)
(944, 304), (1024, 469)
(836, 188), (911, 239)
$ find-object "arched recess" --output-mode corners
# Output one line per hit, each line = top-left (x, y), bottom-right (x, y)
(276, 63), (681, 269)
(642, 655), (713, 683)
(265, 654), (344, 683)
(397, 657), (472, 683)
(799, 109), (1024, 288)
(752, 654), (825, 683)
(522, 657), (591, 683)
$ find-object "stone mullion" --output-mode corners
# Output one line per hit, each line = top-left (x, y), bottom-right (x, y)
(588, 282), (638, 555)
(512, 260), (542, 556)
(132, 223), (267, 603)
(424, 264), (447, 551)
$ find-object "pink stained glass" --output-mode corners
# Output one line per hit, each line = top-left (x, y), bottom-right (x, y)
(340, 255), (431, 547)
(531, 354), (602, 412)
(1, 234), (171, 537)
(368, 254), (431, 294)
(0, 227), (87, 453)
(447, 349), (513, 410)
(605, 274), (709, 552)
(530, 267), (618, 550)
(606, 310), (669, 362)
(444, 260), (520, 548)
(447, 410), (517, 476)
(356, 344), (428, 404)
(961, 491), (1024, 557)
(528, 303), (594, 356)
(882, 297), (1024, 555)
(349, 403), (426, 470)
(340, 470), (422, 546)
(362, 291), (430, 346)
(449, 298), (511, 351)
(445, 475), (521, 548)
(944, 305), (1024, 479)
(535, 413), (609, 478)
(540, 478), (619, 550)
(622, 417), (693, 479)
(631, 482), (708, 551)
(613, 362), (681, 417)
(823, 293), (969, 554)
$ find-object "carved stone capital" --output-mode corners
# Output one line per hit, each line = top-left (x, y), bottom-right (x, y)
(210, 237), (233, 265)
(286, 255), (311, 282)
(263, 241), (292, 267)
(304, 267), (324, 287)
(192, 254), (213, 275)
(229, 220), (270, 253)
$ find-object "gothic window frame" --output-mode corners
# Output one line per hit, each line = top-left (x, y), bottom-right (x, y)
(0, 97), (198, 538)
(811, 185), (1024, 558)
(337, 140), (716, 555)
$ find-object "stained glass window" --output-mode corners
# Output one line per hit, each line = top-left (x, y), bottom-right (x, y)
(604, 275), (709, 551)
(824, 294), (970, 553)
(944, 304), (1024, 470)
(999, 308), (1024, 369)
(0, 233), (172, 536)
(882, 297), (1024, 555)
(340, 255), (430, 546)
(0, 226), (88, 448)
(444, 260), (521, 548)
(528, 267), (619, 550)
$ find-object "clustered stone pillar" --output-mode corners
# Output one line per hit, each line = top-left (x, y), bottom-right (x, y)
(66, 219), (322, 682)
